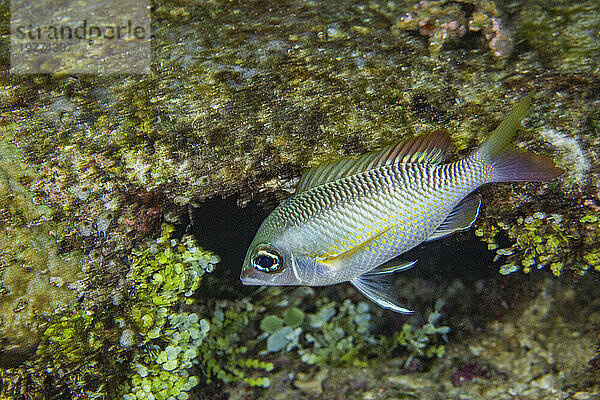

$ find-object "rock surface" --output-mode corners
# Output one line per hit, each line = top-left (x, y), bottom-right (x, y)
(0, 0), (599, 397)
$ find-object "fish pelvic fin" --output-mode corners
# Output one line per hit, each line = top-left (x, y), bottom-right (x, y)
(474, 93), (563, 182)
(296, 130), (452, 193)
(351, 272), (413, 314)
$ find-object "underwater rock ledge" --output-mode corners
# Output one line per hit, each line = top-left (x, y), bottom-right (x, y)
(0, 0), (599, 398)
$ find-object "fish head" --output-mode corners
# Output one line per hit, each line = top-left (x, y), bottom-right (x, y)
(240, 242), (307, 286)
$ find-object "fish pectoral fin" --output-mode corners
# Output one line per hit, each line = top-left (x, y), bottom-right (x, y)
(426, 195), (481, 242)
(321, 225), (395, 269)
(367, 259), (417, 275)
(351, 273), (413, 314)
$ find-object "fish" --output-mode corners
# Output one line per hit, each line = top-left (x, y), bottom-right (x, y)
(240, 94), (563, 313)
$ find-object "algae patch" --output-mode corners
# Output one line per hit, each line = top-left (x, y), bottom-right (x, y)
(517, 0), (600, 76)
(0, 140), (84, 356)
(476, 206), (600, 278)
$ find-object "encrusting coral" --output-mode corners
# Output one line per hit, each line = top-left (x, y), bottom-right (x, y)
(394, 0), (514, 61)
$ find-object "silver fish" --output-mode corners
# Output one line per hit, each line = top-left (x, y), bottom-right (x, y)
(240, 95), (562, 312)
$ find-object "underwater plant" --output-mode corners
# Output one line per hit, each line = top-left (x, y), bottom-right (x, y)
(260, 300), (376, 367)
(384, 300), (449, 367)
(476, 207), (600, 277)
(197, 301), (273, 388)
(259, 298), (449, 368)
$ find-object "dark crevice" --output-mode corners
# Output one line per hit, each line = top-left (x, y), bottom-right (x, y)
(190, 197), (269, 299)
(189, 196), (505, 305)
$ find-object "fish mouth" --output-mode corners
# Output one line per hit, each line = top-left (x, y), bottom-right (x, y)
(240, 268), (282, 286)
(240, 276), (264, 285)
(240, 268), (265, 285)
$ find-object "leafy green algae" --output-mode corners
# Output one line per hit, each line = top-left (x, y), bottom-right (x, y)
(256, 294), (449, 372)
(198, 301), (273, 388)
(476, 203), (600, 277)
(120, 225), (217, 400)
(260, 300), (378, 367)
(0, 224), (277, 399)
(1, 225), (210, 399)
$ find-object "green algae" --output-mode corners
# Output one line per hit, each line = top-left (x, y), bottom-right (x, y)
(0, 140), (84, 357)
(384, 300), (449, 364)
(0, 0), (584, 215)
(517, 0), (600, 77)
(251, 278), (600, 400)
(476, 207), (600, 277)
(256, 296), (449, 370)
(198, 301), (273, 388)
(0, 223), (282, 399)
(120, 225), (219, 400)
(0, 225), (220, 399)
(260, 300), (378, 367)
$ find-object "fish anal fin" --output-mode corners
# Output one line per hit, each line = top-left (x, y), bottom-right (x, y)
(351, 273), (413, 314)
(296, 130), (453, 193)
(427, 195), (481, 241)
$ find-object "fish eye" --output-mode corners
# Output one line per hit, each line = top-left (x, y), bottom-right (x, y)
(251, 247), (283, 274)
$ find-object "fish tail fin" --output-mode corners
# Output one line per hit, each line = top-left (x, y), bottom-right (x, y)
(474, 93), (563, 182)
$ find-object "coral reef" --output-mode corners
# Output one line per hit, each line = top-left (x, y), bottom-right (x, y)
(1, 0), (596, 225)
(0, 1), (595, 300)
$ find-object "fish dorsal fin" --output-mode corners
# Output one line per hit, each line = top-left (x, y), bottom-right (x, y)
(351, 273), (413, 313)
(426, 195), (481, 241)
(296, 130), (453, 193)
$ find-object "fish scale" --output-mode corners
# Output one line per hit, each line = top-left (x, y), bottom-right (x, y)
(280, 159), (484, 284)
(241, 94), (563, 313)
